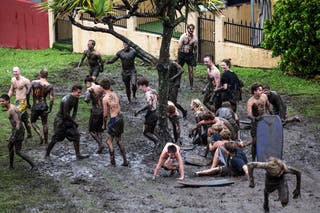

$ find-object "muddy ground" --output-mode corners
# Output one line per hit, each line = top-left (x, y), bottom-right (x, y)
(19, 68), (320, 213)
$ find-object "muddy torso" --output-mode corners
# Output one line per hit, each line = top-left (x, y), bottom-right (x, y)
(116, 48), (137, 74)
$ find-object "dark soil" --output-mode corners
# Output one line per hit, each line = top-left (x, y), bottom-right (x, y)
(21, 69), (320, 212)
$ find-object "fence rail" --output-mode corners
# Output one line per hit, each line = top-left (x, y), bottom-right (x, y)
(224, 19), (264, 48)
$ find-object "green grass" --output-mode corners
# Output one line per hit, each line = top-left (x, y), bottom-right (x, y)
(136, 21), (183, 39)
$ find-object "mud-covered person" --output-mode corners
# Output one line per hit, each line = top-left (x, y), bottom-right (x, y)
(106, 42), (149, 103)
(248, 157), (301, 212)
(135, 78), (159, 147)
(167, 60), (187, 118)
(0, 94), (35, 170)
(84, 76), (105, 154)
(247, 83), (272, 161)
(27, 68), (54, 145)
(78, 39), (103, 82)
(100, 79), (128, 166)
(202, 55), (221, 112)
(8, 66), (32, 139)
(45, 85), (89, 160)
(153, 142), (184, 180)
(178, 24), (198, 90)
(167, 101), (181, 145)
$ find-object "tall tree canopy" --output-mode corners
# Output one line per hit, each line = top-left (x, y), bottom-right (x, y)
(40, 0), (224, 152)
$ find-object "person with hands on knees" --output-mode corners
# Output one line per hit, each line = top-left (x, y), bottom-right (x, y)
(153, 143), (184, 180)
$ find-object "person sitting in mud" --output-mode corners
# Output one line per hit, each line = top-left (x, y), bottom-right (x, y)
(8, 66), (32, 139)
(0, 94), (35, 170)
(189, 99), (206, 144)
(153, 142), (184, 180)
(195, 142), (249, 177)
(78, 39), (103, 82)
(207, 123), (223, 144)
(101, 79), (128, 166)
(262, 85), (301, 125)
(135, 78), (159, 147)
(215, 101), (239, 139)
(248, 157), (301, 213)
(167, 101), (182, 145)
(84, 76), (105, 154)
(45, 85), (89, 160)
(27, 68), (54, 145)
(247, 83), (272, 161)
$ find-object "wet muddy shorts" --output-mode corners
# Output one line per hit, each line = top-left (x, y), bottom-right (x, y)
(178, 52), (196, 67)
(31, 103), (48, 123)
(52, 118), (80, 142)
(90, 65), (101, 78)
(107, 114), (124, 137)
(89, 105), (103, 132)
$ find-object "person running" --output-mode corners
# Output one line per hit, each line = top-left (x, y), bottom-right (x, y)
(153, 142), (184, 180)
(168, 60), (187, 118)
(101, 79), (128, 166)
(202, 55), (221, 112)
(247, 83), (272, 161)
(84, 76), (104, 154)
(135, 78), (159, 146)
(106, 42), (147, 103)
(78, 39), (104, 82)
(27, 68), (54, 145)
(45, 85), (89, 160)
(178, 24), (198, 90)
(0, 94), (35, 170)
(8, 66), (32, 139)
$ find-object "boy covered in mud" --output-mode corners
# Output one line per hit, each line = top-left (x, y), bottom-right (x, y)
(101, 79), (128, 166)
(248, 157), (301, 212)
(0, 94), (35, 170)
(78, 39), (103, 82)
(153, 142), (184, 180)
(27, 68), (54, 145)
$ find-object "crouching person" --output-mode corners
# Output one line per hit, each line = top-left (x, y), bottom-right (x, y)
(153, 143), (184, 180)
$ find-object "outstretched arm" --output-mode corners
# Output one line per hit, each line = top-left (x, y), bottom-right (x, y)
(78, 51), (87, 68)
(106, 54), (119, 64)
(285, 166), (301, 198)
(247, 162), (269, 187)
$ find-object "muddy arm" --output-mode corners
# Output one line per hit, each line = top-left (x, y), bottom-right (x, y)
(153, 157), (166, 180)
(247, 162), (269, 187)
(78, 51), (87, 67)
(48, 86), (54, 113)
(286, 166), (301, 198)
(134, 105), (149, 116)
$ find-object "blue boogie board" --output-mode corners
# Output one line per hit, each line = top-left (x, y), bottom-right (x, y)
(256, 115), (283, 162)
(178, 179), (234, 187)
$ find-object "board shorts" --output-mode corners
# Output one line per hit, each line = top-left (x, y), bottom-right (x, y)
(107, 113), (124, 137)
(15, 99), (29, 122)
(178, 52), (196, 67)
(10, 125), (25, 143)
(144, 110), (158, 125)
(52, 117), (80, 142)
(89, 105), (103, 132)
(31, 103), (49, 123)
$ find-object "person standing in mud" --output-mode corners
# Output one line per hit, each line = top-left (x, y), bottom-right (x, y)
(106, 42), (147, 103)
(0, 94), (35, 170)
(27, 68), (54, 145)
(8, 66), (32, 139)
(248, 157), (301, 212)
(153, 142), (184, 180)
(84, 76), (105, 154)
(262, 85), (301, 125)
(247, 83), (272, 161)
(202, 55), (221, 112)
(168, 60), (187, 118)
(135, 78), (159, 147)
(45, 85), (89, 160)
(178, 24), (198, 90)
(167, 101), (182, 145)
(78, 39), (103, 82)
(100, 79), (128, 166)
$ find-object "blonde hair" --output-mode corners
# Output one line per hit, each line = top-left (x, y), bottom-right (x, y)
(191, 99), (204, 111)
(220, 129), (231, 140)
(266, 157), (286, 177)
(212, 123), (223, 132)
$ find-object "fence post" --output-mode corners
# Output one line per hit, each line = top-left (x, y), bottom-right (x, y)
(215, 14), (225, 64)
(127, 11), (137, 35)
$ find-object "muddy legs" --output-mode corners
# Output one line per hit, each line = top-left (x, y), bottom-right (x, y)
(117, 140), (128, 166)
(73, 141), (89, 160)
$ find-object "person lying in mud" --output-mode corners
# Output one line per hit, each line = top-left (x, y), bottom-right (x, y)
(0, 94), (35, 170)
(27, 68), (54, 145)
(153, 143), (184, 180)
(45, 85), (89, 160)
(262, 85), (301, 125)
(195, 142), (249, 177)
(101, 79), (128, 166)
(84, 76), (105, 154)
(248, 157), (301, 213)
(167, 101), (182, 145)
(135, 78), (159, 147)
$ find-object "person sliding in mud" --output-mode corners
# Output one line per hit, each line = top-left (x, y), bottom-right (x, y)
(247, 83), (272, 161)
(106, 42), (148, 103)
(45, 85), (89, 160)
(0, 94), (35, 170)
(248, 157), (301, 213)
(27, 68), (54, 145)
(262, 85), (301, 125)
(84, 76), (104, 154)
(78, 39), (103, 82)
(135, 78), (159, 147)
(100, 79), (128, 166)
(8, 66), (32, 139)
(153, 143), (184, 180)
(168, 60), (187, 118)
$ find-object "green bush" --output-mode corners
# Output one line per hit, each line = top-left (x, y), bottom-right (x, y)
(263, 0), (320, 77)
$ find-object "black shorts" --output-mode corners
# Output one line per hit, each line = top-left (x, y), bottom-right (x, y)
(145, 110), (158, 125)
(31, 104), (49, 123)
(90, 65), (101, 78)
(168, 86), (179, 103)
(89, 106), (103, 132)
(122, 72), (137, 87)
(107, 114), (124, 137)
(178, 52), (196, 67)
(52, 118), (80, 142)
